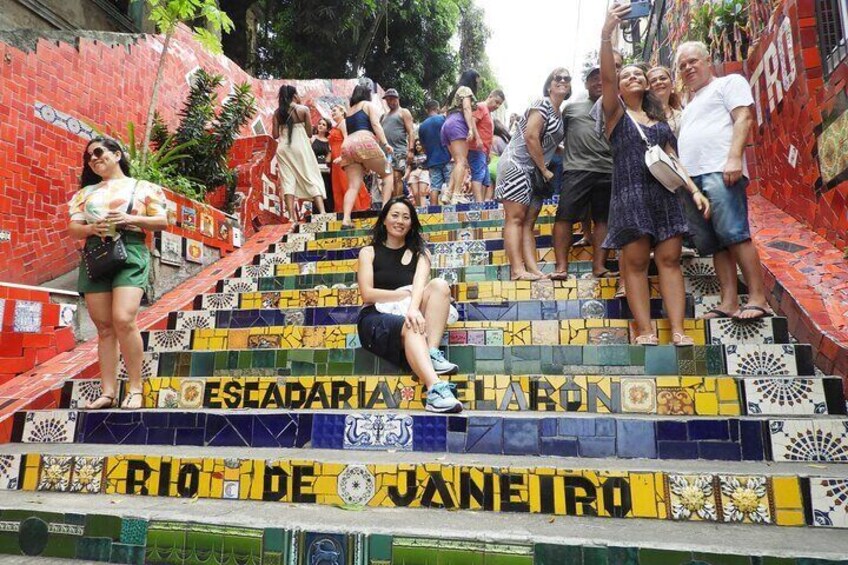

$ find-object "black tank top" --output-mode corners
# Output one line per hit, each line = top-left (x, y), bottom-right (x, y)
(346, 109), (374, 134)
(372, 244), (417, 290)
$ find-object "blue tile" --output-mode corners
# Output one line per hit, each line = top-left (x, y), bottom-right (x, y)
(595, 418), (615, 437)
(295, 413), (313, 447)
(657, 441), (698, 459)
(540, 437), (579, 456)
(740, 420), (766, 461)
(503, 418), (540, 455)
(448, 416), (467, 433)
(311, 414), (344, 449)
(412, 416), (447, 452)
(698, 441), (742, 461)
(687, 419), (729, 441)
(146, 426), (177, 446)
(252, 414), (302, 448)
(616, 420), (657, 459)
(540, 418), (558, 437)
(656, 421), (687, 441)
(175, 427), (206, 446)
(204, 414), (252, 447)
(465, 417), (504, 454)
(729, 419), (739, 441)
(447, 431), (467, 453)
(168, 412), (200, 428)
(557, 418), (595, 438)
(140, 412), (169, 428)
(578, 437), (616, 458)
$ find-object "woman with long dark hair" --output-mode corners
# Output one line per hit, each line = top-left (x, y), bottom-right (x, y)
(439, 69), (481, 204)
(599, 4), (710, 346)
(311, 116), (333, 210)
(328, 104), (371, 214)
(647, 66), (684, 136)
(339, 83), (394, 227)
(357, 197), (462, 413)
(68, 137), (168, 409)
(273, 85), (326, 222)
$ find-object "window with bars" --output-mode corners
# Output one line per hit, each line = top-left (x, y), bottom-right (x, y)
(816, 0), (848, 78)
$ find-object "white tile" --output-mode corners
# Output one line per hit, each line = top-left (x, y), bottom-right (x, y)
(342, 413), (413, 451)
(202, 293), (237, 310)
(743, 377), (827, 415)
(58, 303), (77, 327)
(810, 478), (848, 528)
(146, 330), (191, 352)
(68, 380), (103, 409)
(118, 352), (160, 380)
(21, 411), (78, 443)
(0, 454), (22, 490)
(725, 344), (797, 376)
(174, 310), (216, 331)
(769, 418), (848, 462)
(13, 300), (42, 333)
(708, 318), (776, 345)
(222, 278), (258, 294)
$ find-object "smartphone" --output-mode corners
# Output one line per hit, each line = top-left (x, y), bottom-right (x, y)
(621, 1), (651, 20)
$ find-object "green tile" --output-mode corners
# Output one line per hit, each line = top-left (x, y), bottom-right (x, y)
(85, 514), (122, 538)
(328, 362), (354, 375)
(354, 351), (377, 375)
(644, 346), (679, 375)
(77, 537), (113, 561)
(368, 534), (392, 562)
(276, 350), (289, 366)
(760, 559), (795, 565)
(552, 346), (583, 366)
(289, 349), (315, 363)
(485, 552), (533, 565)
(109, 542), (145, 565)
(535, 543), (582, 565)
(291, 361), (316, 376)
(237, 351), (253, 370)
(213, 351), (229, 369)
(328, 348), (352, 363)
(190, 352), (214, 376)
(692, 553), (753, 565)
(607, 547), (639, 565)
(639, 548), (692, 565)
(158, 352), (177, 376)
(145, 521), (187, 565)
(184, 527), (224, 565)
(392, 545), (439, 565)
(253, 350), (276, 368)
(438, 548), (485, 565)
(584, 546), (609, 565)
(119, 519), (148, 546)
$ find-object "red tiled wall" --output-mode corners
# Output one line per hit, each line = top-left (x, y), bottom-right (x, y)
(742, 1), (847, 248)
(0, 26), (364, 286)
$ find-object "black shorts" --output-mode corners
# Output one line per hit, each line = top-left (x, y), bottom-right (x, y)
(555, 170), (612, 223)
(357, 306), (410, 370)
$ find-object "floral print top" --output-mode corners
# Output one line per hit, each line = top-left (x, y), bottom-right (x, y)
(68, 177), (167, 233)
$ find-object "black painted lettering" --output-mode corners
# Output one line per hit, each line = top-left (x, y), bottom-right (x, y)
(126, 459), (151, 495)
(243, 380), (260, 409)
(204, 381), (221, 408)
(562, 475), (598, 516)
(285, 382), (306, 409)
(304, 382), (330, 409)
(538, 475), (556, 514)
(177, 463), (200, 498)
(262, 464), (290, 501)
(531, 380), (557, 412)
(602, 477), (632, 518)
(560, 377), (584, 412)
(261, 382), (284, 409)
(588, 382), (621, 413)
(292, 465), (316, 503)
(460, 470), (493, 510)
(499, 473), (529, 513)
(158, 460), (171, 496)
(222, 381), (242, 409)
(387, 470), (417, 507)
(499, 382), (528, 411)
(420, 470), (456, 509)
(330, 381), (353, 409)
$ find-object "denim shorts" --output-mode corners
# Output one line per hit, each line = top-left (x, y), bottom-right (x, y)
(680, 173), (751, 255)
(427, 163), (452, 192)
(468, 149), (488, 184)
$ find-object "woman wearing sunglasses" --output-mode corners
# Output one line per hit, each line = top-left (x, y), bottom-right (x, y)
(68, 137), (168, 410)
(495, 68), (570, 280)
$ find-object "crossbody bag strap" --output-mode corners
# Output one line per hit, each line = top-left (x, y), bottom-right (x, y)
(117, 180), (140, 237)
(624, 109), (651, 146)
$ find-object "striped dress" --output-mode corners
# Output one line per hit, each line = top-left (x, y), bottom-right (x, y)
(495, 97), (564, 206)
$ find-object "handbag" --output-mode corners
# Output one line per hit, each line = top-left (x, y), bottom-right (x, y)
(531, 166), (555, 199)
(81, 181), (138, 281)
(625, 111), (688, 193)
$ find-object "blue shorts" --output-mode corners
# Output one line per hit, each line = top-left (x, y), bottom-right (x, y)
(468, 150), (489, 184)
(680, 173), (751, 255)
(427, 163), (452, 193)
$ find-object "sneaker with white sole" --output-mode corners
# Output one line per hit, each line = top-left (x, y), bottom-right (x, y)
(425, 381), (463, 413)
(429, 348), (459, 375)
(439, 189), (453, 205)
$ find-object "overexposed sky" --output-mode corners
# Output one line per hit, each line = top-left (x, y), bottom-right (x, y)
(477, 0), (611, 115)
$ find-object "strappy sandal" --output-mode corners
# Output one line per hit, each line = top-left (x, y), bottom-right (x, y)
(634, 333), (659, 346)
(593, 270), (620, 279)
(510, 272), (544, 281)
(121, 391), (143, 411)
(85, 395), (116, 410)
(614, 284), (626, 299)
(672, 332), (695, 347)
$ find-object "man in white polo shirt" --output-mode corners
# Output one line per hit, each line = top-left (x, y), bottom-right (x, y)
(676, 41), (771, 320)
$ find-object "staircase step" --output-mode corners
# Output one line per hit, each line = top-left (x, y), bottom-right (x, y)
(61, 374), (847, 417)
(144, 344), (815, 378)
(171, 298), (688, 330)
(3, 490), (848, 562)
(1, 444), (845, 529)
(14, 407), (848, 463)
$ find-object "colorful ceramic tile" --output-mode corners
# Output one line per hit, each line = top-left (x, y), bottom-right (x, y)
(336, 464), (375, 505)
(174, 310), (215, 331)
(242, 264), (272, 278)
(186, 238), (204, 264)
(708, 318), (777, 345)
(148, 330), (192, 352)
(199, 212), (215, 237)
(620, 378), (657, 413)
(342, 413), (414, 451)
(717, 475), (771, 524)
(724, 344), (798, 375)
(21, 410), (77, 443)
(202, 293), (237, 310)
(165, 199), (177, 226)
(810, 478), (848, 528)
(181, 206), (197, 231)
(743, 377), (827, 415)
(769, 419), (848, 462)
(13, 300), (42, 333)
(666, 474), (718, 521)
(69, 456), (104, 493)
(58, 303), (77, 327)
(68, 379), (102, 409)
(159, 230), (183, 266)
(232, 227), (244, 248)
(0, 454), (22, 490)
(118, 352), (160, 380)
(179, 379), (205, 409)
(222, 279), (259, 294)
(37, 455), (73, 491)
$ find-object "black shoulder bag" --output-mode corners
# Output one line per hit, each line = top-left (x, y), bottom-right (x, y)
(81, 181), (138, 281)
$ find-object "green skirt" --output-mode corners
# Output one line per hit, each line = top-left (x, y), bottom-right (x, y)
(77, 232), (150, 295)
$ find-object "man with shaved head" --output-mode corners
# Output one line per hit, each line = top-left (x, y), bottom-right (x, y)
(675, 41), (771, 320)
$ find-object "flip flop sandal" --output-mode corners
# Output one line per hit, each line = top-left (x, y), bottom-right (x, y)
(510, 272), (543, 281)
(672, 332), (695, 346)
(614, 286), (626, 299)
(733, 305), (773, 321)
(121, 392), (143, 411)
(634, 333), (659, 346)
(593, 270), (620, 279)
(701, 308), (732, 320)
(86, 395), (116, 410)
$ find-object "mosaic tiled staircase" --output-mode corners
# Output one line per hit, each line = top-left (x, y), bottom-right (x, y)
(1, 203), (848, 564)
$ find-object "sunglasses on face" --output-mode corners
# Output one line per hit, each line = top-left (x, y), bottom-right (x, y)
(553, 75), (572, 84)
(86, 147), (108, 160)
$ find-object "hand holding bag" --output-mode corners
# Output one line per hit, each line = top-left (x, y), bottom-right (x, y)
(626, 111), (688, 193)
(81, 181), (138, 281)
(531, 166), (555, 199)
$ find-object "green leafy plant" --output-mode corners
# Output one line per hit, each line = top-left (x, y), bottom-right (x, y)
(133, 0), (234, 168)
(687, 0), (749, 62)
(152, 68), (257, 211)
(124, 121), (205, 201)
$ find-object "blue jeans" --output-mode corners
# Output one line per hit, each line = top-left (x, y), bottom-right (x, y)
(427, 163), (452, 193)
(680, 173), (751, 255)
(468, 150), (488, 184)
